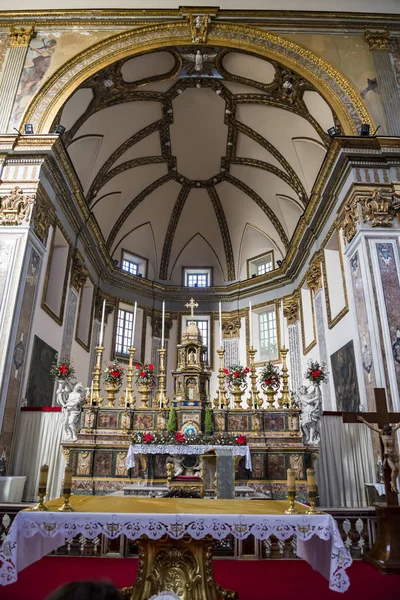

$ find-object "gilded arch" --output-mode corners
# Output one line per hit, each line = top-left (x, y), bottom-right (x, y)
(23, 21), (373, 135)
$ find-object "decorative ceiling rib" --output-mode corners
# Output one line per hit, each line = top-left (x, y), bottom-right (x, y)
(58, 45), (336, 283)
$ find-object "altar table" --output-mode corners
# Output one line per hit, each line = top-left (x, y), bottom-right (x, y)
(126, 443), (252, 470)
(0, 496), (352, 597)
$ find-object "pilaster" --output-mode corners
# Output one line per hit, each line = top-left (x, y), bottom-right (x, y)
(283, 292), (301, 394)
(365, 30), (400, 136)
(0, 26), (34, 133)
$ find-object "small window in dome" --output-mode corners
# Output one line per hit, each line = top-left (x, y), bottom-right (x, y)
(247, 251), (274, 279)
(183, 267), (212, 287)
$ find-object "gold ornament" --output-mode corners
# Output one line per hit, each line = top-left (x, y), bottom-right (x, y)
(9, 25), (34, 47)
(0, 187), (35, 226)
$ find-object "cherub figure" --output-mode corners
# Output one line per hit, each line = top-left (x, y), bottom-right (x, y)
(357, 416), (400, 494)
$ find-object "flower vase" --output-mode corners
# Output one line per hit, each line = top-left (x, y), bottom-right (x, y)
(230, 383), (245, 410)
(265, 387), (275, 409)
(137, 384), (151, 408)
(105, 382), (118, 408)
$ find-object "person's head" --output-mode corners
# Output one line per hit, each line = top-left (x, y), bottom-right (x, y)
(383, 424), (393, 435)
(45, 581), (123, 600)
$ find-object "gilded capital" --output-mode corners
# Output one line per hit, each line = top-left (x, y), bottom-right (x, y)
(283, 293), (300, 325)
(222, 316), (241, 339)
(0, 187), (35, 226)
(361, 189), (394, 228)
(306, 253), (323, 293)
(70, 252), (88, 292)
(9, 26), (34, 47)
(365, 30), (390, 51)
(32, 188), (55, 244)
(338, 198), (360, 244)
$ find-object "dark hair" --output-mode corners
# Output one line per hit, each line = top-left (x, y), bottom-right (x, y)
(383, 424), (392, 434)
(45, 580), (123, 600)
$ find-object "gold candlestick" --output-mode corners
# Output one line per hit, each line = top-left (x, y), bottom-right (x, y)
(121, 346), (136, 408)
(285, 468), (299, 514)
(92, 346), (104, 407)
(248, 348), (262, 409)
(213, 348), (229, 410)
(32, 465), (49, 511)
(59, 467), (74, 512)
(306, 468), (321, 514)
(155, 348), (169, 410)
(279, 347), (290, 408)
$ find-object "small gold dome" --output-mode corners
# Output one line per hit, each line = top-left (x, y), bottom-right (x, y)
(183, 320), (203, 344)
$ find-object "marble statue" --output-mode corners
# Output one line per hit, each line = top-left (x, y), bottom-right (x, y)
(357, 416), (400, 494)
(297, 384), (322, 445)
(56, 381), (86, 442)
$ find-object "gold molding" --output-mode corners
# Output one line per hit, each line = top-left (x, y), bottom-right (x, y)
(0, 186), (35, 226)
(305, 252), (323, 293)
(32, 184), (55, 245)
(41, 222), (72, 327)
(283, 291), (300, 325)
(321, 227), (349, 330)
(299, 287), (317, 355)
(22, 21), (373, 136)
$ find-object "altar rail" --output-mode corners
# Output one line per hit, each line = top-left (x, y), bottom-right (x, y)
(0, 504), (376, 560)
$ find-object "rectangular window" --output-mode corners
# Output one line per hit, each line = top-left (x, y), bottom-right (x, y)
(259, 309), (277, 361)
(183, 268), (212, 287)
(122, 259), (139, 275)
(115, 309), (134, 356)
(257, 260), (273, 276)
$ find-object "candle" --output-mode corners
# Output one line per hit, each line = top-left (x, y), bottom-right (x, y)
(90, 380), (93, 405)
(131, 301), (137, 347)
(39, 464), (49, 490)
(125, 387), (128, 408)
(99, 299), (106, 346)
(161, 301), (165, 348)
(63, 466), (73, 494)
(219, 301), (223, 349)
(281, 299), (285, 349)
(306, 468), (317, 492)
(249, 301), (253, 348)
(287, 468), (296, 492)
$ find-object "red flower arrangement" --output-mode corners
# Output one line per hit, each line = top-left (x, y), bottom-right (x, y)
(236, 434), (247, 445)
(259, 361), (281, 390)
(175, 431), (185, 443)
(143, 432), (154, 444)
(50, 354), (75, 381)
(103, 360), (124, 387)
(135, 362), (156, 388)
(304, 360), (328, 385)
(224, 365), (250, 386)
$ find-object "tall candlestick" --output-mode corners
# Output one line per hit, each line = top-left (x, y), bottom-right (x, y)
(249, 301), (253, 348)
(287, 467), (296, 492)
(39, 464), (49, 489)
(219, 301), (223, 349)
(281, 299), (285, 348)
(99, 299), (106, 346)
(131, 301), (137, 347)
(161, 301), (165, 348)
(306, 468), (317, 492)
(63, 466), (73, 493)
(90, 380), (93, 405)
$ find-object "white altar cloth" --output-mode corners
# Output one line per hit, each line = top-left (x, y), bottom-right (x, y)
(126, 443), (252, 471)
(0, 498), (351, 592)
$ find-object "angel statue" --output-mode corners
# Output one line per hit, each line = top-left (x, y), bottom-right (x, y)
(296, 384), (322, 445)
(56, 380), (86, 442)
(181, 49), (217, 76)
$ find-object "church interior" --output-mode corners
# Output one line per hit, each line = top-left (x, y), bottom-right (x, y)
(0, 1), (400, 599)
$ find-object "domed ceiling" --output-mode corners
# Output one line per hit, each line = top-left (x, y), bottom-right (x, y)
(57, 46), (335, 285)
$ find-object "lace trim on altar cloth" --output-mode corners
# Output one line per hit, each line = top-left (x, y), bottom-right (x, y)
(126, 444), (252, 470)
(0, 512), (351, 592)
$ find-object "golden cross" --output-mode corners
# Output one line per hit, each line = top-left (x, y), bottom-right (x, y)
(185, 297), (199, 317)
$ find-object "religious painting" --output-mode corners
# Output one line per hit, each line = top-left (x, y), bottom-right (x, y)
(26, 336), (57, 407)
(330, 340), (361, 412)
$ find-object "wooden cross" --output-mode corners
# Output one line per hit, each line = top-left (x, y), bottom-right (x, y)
(342, 388), (400, 506)
(185, 298), (199, 317)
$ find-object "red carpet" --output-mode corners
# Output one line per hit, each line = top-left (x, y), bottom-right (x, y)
(1, 557), (399, 600)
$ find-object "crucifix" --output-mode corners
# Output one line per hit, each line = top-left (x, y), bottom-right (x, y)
(185, 297), (199, 317)
(342, 388), (400, 506)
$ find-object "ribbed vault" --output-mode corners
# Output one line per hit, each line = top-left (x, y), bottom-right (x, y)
(56, 46), (337, 284)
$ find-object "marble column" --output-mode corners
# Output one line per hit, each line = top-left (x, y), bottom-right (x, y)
(365, 30), (400, 136)
(0, 26), (34, 133)
(283, 293), (302, 394)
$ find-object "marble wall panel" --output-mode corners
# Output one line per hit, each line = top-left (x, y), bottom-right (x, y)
(349, 251), (376, 410)
(61, 287), (79, 358)
(97, 412), (118, 429)
(264, 414), (284, 432)
(133, 413), (154, 430)
(0, 246), (41, 458)
(227, 414), (248, 432)
(93, 451), (112, 477)
(376, 242), (400, 396)
(267, 454), (285, 480)
(314, 290), (332, 410)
